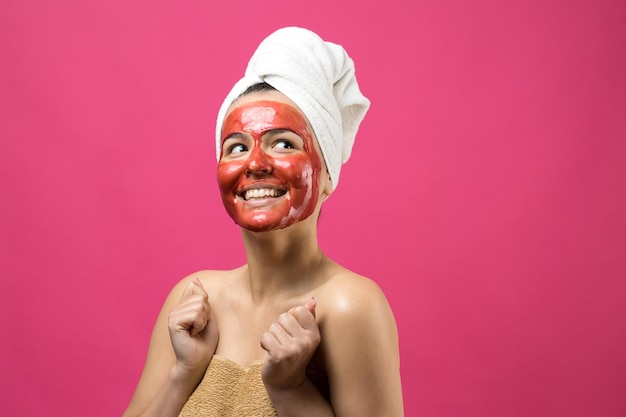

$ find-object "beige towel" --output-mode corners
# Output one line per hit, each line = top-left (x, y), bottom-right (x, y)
(179, 355), (277, 417)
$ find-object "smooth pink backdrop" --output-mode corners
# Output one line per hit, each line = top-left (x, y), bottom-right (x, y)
(1, 1), (625, 416)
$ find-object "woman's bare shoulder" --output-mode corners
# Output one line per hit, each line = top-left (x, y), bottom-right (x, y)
(165, 266), (246, 305)
(316, 265), (396, 332)
(320, 266), (390, 310)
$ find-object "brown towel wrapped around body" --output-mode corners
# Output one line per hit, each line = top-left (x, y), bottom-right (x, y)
(179, 355), (277, 417)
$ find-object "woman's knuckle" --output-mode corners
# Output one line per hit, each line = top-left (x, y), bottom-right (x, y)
(269, 322), (282, 333)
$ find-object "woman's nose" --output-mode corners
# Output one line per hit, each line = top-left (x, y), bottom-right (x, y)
(245, 146), (273, 175)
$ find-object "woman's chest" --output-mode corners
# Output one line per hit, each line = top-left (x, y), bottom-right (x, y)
(210, 303), (330, 397)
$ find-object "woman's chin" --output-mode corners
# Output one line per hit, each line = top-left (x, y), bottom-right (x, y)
(234, 217), (288, 233)
(234, 214), (311, 233)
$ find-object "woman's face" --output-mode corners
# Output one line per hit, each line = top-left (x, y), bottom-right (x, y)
(217, 91), (327, 232)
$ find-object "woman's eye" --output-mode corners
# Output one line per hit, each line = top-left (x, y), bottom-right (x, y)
(229, 143), (247, 154)
(273, 140), (294, 150)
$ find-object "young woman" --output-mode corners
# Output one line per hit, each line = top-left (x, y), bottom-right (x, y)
(123, 27), (403, 417)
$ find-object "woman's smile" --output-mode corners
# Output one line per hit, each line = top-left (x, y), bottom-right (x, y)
(240, 186), (288, 202)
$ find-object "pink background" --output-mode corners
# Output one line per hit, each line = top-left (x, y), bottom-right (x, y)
(1, 1), (625, 416)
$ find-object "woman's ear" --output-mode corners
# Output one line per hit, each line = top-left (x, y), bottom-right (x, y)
(321, 170), (333, 201)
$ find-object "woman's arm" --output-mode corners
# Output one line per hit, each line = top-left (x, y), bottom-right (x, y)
(260, 276), (404, 417)
(123, 277), (218, 417)
(323, 276), (404, 417)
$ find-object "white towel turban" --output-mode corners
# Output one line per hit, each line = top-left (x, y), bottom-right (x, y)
(215, 26), (370, 190)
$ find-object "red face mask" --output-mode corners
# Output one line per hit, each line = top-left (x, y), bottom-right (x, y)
(217, 99), (323, 232)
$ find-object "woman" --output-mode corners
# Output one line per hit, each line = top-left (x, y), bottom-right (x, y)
(123, 27), (403, 417)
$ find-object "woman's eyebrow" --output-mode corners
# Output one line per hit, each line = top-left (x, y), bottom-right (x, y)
(222, 132), (247, 142)
(264, 128), (296, 137)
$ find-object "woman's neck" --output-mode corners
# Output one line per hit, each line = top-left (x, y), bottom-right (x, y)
(240, 220), (326, 302)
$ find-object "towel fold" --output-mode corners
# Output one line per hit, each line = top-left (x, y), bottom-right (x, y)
(215, 26), (370, 190)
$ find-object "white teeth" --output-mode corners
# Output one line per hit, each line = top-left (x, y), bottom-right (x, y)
(244, 188), (280, 200)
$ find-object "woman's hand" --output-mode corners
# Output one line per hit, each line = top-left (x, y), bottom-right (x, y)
(168, 278), (218, 373)
(260, 297), (320, 390)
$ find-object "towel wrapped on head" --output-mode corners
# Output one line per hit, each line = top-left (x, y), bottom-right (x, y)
(215, 26), (370, 190)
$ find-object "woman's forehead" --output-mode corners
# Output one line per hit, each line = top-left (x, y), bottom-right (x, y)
(227, 90), (303, 116)
(224, 91), (316, 140)
(223, 101), (307, 136)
